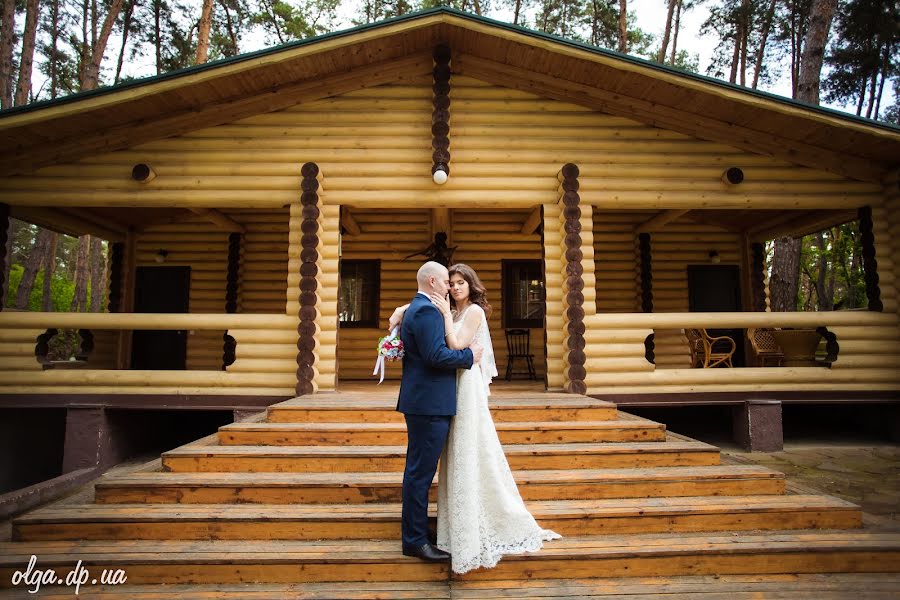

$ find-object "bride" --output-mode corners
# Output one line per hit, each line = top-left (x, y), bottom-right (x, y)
(390, 263), (560, 574)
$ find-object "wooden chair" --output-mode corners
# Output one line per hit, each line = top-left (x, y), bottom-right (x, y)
(747, 327), (784, 367)
(685, 328), (736, 368)
(505, 328), (537, 380)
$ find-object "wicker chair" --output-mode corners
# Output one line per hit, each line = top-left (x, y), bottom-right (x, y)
(685, 328), (736, 368)
(747, 327), (784, 367)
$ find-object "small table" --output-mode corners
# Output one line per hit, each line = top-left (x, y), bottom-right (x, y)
(770, 329), (822, 367)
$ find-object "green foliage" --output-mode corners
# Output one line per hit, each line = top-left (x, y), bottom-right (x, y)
(795, 222), (867, 311)
(823, 0), (899, 119)
(252, 0), (339, 45)
(4, 264), (76, 312)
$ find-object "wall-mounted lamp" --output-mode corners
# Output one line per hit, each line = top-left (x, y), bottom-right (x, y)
(722, 167), (744, 185)
(432, 164), (449, 185)
(132, 163), (157, 183)
(708, 250), (721, 264)
(155, 249), (168, 263)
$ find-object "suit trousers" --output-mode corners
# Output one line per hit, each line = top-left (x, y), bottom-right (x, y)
(401, 413), (451, 548)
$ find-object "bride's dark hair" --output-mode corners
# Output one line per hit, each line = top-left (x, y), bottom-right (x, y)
(448, 263), (492, 319)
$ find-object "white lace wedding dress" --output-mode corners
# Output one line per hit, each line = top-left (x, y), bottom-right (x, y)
(436, 304), (561, 574)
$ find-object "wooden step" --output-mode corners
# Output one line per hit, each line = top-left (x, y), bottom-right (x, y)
(0, 581), (452, 599)
(160, 440), (720, 473)
(14, 496), (861, 542)
(1, 532), (898, 586)
(94, 465), (785, 504)
(453, 531), (900, 581)
(218, 419), (667, 446)
(452, 573), (900, 599)
(266, 394), (618, 423)
(3, 574), (899, 599)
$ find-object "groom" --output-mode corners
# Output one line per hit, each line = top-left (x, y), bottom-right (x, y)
(397, 261), (482, 562)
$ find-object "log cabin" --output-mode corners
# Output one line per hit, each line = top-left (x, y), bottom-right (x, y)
(0, 6), (898, 497)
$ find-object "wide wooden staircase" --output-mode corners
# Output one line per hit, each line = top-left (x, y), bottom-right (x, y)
(2, 389), (899, 598)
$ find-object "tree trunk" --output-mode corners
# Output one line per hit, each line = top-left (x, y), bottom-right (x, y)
(618, 0), (627, 52)
(47, 0), (60, 98)
(154, 0), (162, 74)
(669, 0), (682, 64)
(80, 0), (125, 90)
(752, 0), (777, 89)
(42, 232), (58, 311)
(729, 26), (741, 83)
(15, 228), (54, 309)
(0, 0), (15, 109)
(770, 236), (802, 311)
(513, 0), (522, 24)
(14, 0), (40, 106)
(114, 0), (136, 84)
(89, 236), (104, 312)
(813, 232), (833, 310)
(658, 0), (677, 62)
(70, 235), (90, 312)
(472, 0), (483, 15)
(873, 47), (889, 119)
(796, 0), (837, 104)
(196, 0), (214, 64)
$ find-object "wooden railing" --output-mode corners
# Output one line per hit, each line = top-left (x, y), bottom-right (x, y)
(552, 311), (900, 395)
(0, 313), (300, 396)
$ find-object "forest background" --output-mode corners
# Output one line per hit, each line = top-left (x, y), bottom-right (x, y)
(0, 0), (895, 350)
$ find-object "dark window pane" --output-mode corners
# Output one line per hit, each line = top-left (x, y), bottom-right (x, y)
(503, 260), (544, 329)
(339, 260), (380, 328)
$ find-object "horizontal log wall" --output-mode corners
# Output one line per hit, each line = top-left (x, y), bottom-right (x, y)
(543, 203), (565, 390)
(593, 211), (644, 314)
(454, 209), (547, 381)
(137, 217), (230, 371)
(651, 218), (744, 369)
(337, 208), (546, 381)
(581, 311), (900, 394)
(0, 313), (299, 395)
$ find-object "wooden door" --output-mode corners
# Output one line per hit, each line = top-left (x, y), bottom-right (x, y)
(131, 266), (191, 370)
(687, 265), (745, 367)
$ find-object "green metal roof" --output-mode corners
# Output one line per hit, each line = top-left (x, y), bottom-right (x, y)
(1, 6), (897, 134)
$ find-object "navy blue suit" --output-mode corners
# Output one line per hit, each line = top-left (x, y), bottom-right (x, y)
(397, 293), (474, 549)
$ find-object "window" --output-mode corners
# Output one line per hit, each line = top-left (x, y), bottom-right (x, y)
(503, 260), (545, 328)
(339, 260), (380, 328)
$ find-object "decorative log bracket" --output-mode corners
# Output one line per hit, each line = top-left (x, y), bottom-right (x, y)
(296, 162), (321, 396)
(560, 163), (587, 395)
(431, 44), (451, 184)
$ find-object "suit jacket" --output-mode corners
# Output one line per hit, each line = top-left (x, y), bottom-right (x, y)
(396, 293), (474, 416)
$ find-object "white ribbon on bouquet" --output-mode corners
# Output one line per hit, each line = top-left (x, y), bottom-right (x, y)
(373, 327), (400, 384)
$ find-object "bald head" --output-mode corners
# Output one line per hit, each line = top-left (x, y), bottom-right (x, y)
(417, 261), (450, 296)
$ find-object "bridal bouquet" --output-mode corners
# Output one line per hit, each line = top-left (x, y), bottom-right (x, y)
(373, 327), (404, 384)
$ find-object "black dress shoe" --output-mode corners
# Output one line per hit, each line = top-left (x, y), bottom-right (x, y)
(402, 543), (451, 562)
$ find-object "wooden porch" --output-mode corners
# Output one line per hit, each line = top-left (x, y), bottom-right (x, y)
(2, 388), (898, 597)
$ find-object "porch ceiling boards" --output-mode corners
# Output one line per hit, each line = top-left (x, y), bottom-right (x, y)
(1, 8), (898, 182)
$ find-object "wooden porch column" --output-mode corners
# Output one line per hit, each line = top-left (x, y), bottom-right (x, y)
(295, 162), (321, 396)
(0, 202), (9, 311)
(559, 163), (587, 395)
(732, 399), (783, 452)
